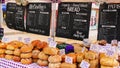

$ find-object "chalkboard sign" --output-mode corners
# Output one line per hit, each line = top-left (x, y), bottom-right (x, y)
(98, 3), (120, 43)
(56, 2), (92, 40)
(26, 3), (51, 36)
(6, 3), (25, 31)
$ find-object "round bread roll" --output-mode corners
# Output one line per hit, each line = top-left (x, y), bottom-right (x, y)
(14, 49), (21, 56)
(0, 49), (5, 54)
(32, 50), (40, 59)
(6, 45), (15, 50)
(48, 63), (61, 68)
(5, 50), (14, 55)
(8, 40), (24, 48)
(43, 47), (59, 55)
(13, 56), (21, 62)
(21, 58), (32, 64)
(31, 40), (41, 47)
(37, 59), (48, 66)
(5, 55), (13, 60)
(77, 53), (84, 63)
(20, 53), (32, 58)
(38, 52), (49, 60)
(20, 44), (33, 53)
(48, 55), (62, 63)
(0, 43), (7, 49)
(0, 54), (5, 58)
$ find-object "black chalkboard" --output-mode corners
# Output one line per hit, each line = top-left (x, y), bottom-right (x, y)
(6, 3), (25, 31)
(98, 3), (120, 43)
(26, 3), (51, 36)
(56, 2), (92, 40)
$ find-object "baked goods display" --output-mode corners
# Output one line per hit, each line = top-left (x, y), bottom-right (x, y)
(0, 39), (120, 68)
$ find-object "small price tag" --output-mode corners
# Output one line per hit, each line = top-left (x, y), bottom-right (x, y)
(106, 49), (114, 56)
(65, 56), (73, 64)
(49, 41), (57, 48)
(81, 47), (85, 53)
(118, 41), (120, 46)
(2, 37), (9, 42)
(59, 49), (65, 55)
(111, 40), (118, 45)
(83, 39), (91, 46)
(90, 44), (100, 53)
(18, 37), (22, 41)
(99, 46), (107, 53)
(48, 38), (53, 43)
(80, 60), (90, 68)
(24, 38), (30, 44)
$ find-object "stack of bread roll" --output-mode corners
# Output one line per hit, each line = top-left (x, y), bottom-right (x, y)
(48, 55), (62, 68)
(5, 44), (15, 60)
(0, 42), (7, 58)
(20, 44), (33, 64)
(32, 49), (40, 63)
(61, 53), (77, 68)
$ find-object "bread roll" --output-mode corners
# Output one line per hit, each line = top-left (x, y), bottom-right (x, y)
(77, 53), (84, 63)
(85, 51), (98, 60)
(48, 55), (62, 63)
(38, 52), (49, 60)
(8, 40), (24, 48)
(5, 50), (14, 55)
(101, 65), (114, 68)
(37, 59), (48, 66)
(60, 63), (77, 68)
(32, 50), (40, 59)
(13, 56), (21, 62)
(48, 63), (61, 68)
(21, 58), (32, 64)
(0, 43), (7, 49)
(0, 54), (5, 58)
(43, 47), (59, 55)
(20, 44), (33, 53)
(74, 46), (88, 54)
(0, 49), (5, 54)
(6, 45), (15, 50)
(100, 57), (119, 67)
(5, 55), (13, 60)
(20, 53), (32, 58)
(14, 49), (21, 56)
(31, 40), (41, 47)
(89, 59), (98, 68)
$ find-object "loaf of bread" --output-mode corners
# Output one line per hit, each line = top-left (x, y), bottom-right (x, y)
(38, 52), (49, 61)
(32, 50), (40, 59)
(37, 59), (48, 66)
(48, 55), (62, 63)
(48, 63), (61, 68)
(100, 57), (119, 67)
(60, 63), (77, 68)
(43, 47), (59, 55)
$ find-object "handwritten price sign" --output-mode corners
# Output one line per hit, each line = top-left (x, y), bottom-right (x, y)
(65, 56), (73, 64)
(49, 41), (57, 48)
(24, 38), (30, 44)
(80, 60), (90, 68)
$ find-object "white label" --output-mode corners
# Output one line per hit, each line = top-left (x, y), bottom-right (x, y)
(118, 41), (120, 46)
(65, 56), (73, 64)
(18, 37), (22, 41)
(48, 38), (53, 43)
(111, 40), (118, 45)
(59, 49), (65, 55)
(80, 60), (90, 68)
(24, 38), (30, 44)
(99, 46), (107, 53)
(81, 47), (85, 53)
(2, 37), (9, 42)
(90, 44), (100, 53)
(106, 49), (114, 56)
(49, 41), (57, 48)
(83, 39), (90, 46)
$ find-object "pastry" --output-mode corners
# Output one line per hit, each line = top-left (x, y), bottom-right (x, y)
(48, 55), (62, 63)
(20, 44), (33, 53)
(5, 50), (13, 55)
(14, 49), (21, 56)
(0, 54), (5, 58)
(32, 49), (40, 59)
(21, 58), (32, 64)
(48, 63), (61, 68)
(5, 55), (13, 60)
(38, 52), (49, 60)
(0, 49), (5, 54)
(37, 59), (48, 66)
(43, 47), (59, 55)
(0, 43), (7, 49)
(20, 53), (32, 58)
(13, 56), (21, 62)
(6, 44), (15, 50)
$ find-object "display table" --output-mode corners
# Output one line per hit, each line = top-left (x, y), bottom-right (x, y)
(0, 58), (48, 68)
